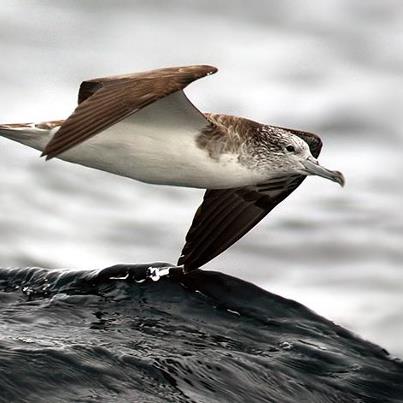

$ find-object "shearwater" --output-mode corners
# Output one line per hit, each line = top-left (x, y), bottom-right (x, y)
(0, 65), (344, 271)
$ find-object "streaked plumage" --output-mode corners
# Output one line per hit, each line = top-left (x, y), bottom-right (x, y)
(0, 65), (344, 271)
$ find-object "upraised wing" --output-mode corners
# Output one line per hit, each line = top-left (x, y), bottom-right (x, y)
(42, 65), (217, 159)
(178, 129), (322, 271)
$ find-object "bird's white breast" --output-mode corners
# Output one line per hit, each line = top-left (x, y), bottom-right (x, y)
(57, 120), (261, 189)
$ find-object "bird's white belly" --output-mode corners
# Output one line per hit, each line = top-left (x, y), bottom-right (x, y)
(58, 122), (259, 189)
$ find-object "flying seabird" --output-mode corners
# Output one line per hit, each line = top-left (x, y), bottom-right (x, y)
(0, 65), (344, 272)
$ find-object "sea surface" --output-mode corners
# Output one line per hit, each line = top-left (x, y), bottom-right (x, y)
(1, 264), (402, 403)
(0, 0), (402, 364)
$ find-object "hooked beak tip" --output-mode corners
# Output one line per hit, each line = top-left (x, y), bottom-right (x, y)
(334, 171), (346, 187)
(302, 158), (345, 187)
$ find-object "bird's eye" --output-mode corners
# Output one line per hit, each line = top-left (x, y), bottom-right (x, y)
(286, 145), (295, 152)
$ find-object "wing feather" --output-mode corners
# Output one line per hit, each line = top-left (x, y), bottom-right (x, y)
(42, 65), (217, 159)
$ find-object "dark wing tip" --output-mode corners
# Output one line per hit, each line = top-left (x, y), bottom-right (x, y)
(273, 126), (323, 159)
(78, 81), (104, 104)
(164, 65), (218, 82)
(175, 64), (217, 72)
(286, 128), (323, 159)
(177, 254), (187, 268)
(193, 65), (218, 75)
(41, 137), (65, 160)
(41, 148), (57, 160)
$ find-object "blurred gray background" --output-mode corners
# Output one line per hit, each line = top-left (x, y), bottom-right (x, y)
(0, 0), (402, 356)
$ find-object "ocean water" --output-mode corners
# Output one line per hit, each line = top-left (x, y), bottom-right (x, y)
(0, 0), (402, 360)
(1, 265), (402, 403)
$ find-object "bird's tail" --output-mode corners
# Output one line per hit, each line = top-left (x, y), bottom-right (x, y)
(0, 120), (62, 152)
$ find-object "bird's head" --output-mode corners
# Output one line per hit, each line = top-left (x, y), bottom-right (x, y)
(255, 127), (345, 186)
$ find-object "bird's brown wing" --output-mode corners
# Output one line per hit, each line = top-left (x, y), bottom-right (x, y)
(42, 65), (217, 159)
(178, 129), (322, 271)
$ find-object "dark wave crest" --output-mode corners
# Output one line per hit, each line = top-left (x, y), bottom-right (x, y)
(0, 264), (402, 403)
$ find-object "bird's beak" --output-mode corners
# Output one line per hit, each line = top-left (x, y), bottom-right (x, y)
(302, 157), (345, 187)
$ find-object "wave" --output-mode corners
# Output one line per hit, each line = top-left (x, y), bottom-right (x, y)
(0, 263), (402, 403)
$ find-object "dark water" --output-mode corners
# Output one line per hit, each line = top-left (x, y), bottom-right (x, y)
(0, 264), (402, 403)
